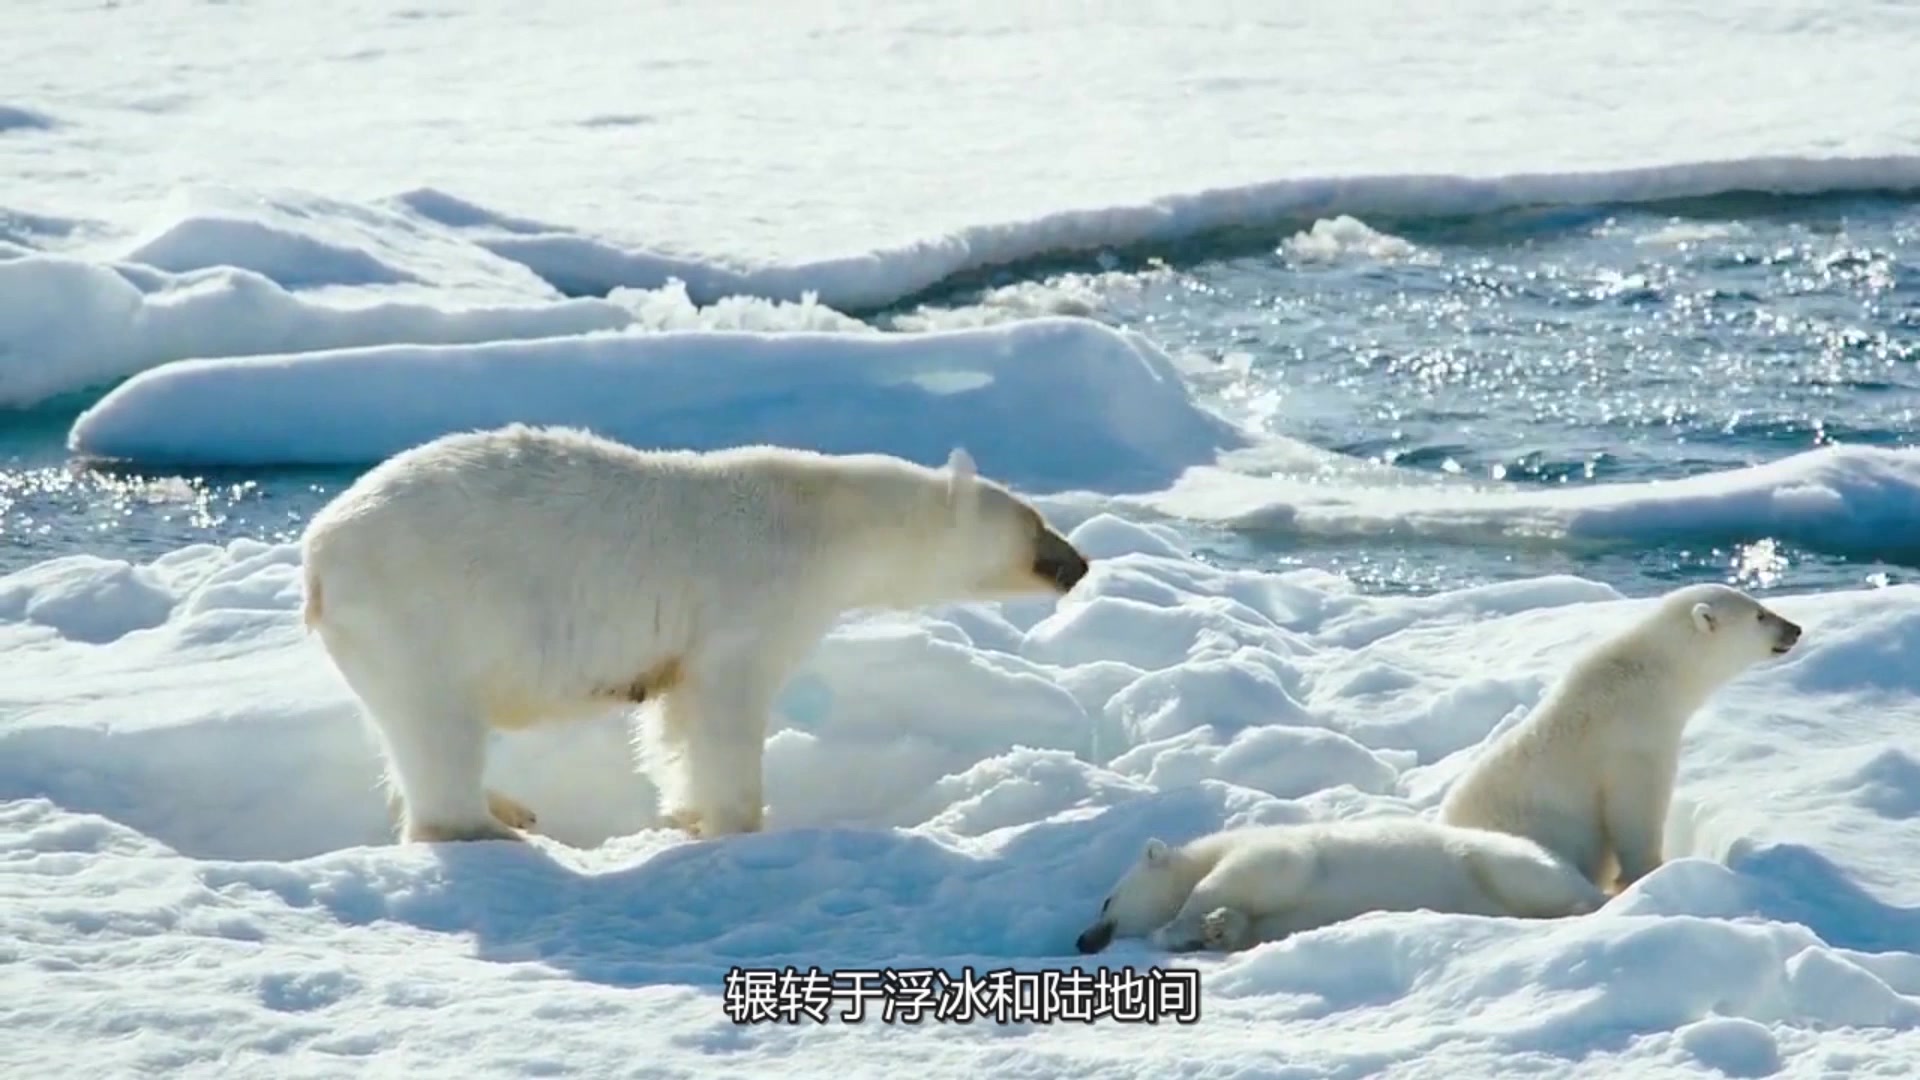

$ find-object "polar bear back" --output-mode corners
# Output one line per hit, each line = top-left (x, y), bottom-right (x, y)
(302, 426), (876, 702)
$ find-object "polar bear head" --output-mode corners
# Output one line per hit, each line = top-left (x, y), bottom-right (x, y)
(1074, 837), (1204, 954)
(918, 447), (1091, 600)
(1638, 582), (1802, 690)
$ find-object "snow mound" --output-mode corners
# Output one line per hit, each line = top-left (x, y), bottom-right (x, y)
(2, 515), (1917, 1074)
(0, 255), (634, 409)
(66, 317), (1255, 495)
(119, 188), (562, 304)
(1, 237), (883, 408)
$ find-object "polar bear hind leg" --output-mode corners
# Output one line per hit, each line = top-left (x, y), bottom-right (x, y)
(649, 654), (779, 838)
(1462, 841), (1608, 918)
(323, 631), (519, 844)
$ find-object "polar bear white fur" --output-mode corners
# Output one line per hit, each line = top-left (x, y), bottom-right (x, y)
(1074, 816), (1607, 955)
(299, 423), (1090, 844)
(1439, 582), (1802, 894)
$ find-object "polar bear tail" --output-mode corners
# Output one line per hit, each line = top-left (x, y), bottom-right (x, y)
(301, 565), (325, 631)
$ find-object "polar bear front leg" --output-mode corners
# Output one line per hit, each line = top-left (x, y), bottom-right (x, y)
(657, 668), (775, 839)
(1201, 908), (1258, 952)
(1601, 762), (1673, 892)
(1151, 851), (1309, 953)
(1150, 872), (1266, 953)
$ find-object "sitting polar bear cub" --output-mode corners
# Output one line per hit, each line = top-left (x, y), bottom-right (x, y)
(300, 423), (1090, 844)
(1075, 816), (1606, 955)
(1440, 582), (1802, 894)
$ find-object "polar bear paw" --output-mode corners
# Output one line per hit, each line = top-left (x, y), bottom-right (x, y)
(406, 816), (528, 844)
(661, 806), (706, 836)
(662, 803), (766, 839)
(486, 790), (539, 831)
(1201, 907), (1254, 952)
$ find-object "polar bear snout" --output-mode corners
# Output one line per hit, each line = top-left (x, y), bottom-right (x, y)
(1075, 920), (1115, 954)
(1033, 527), (1090, 594)
(1771, 616), (1802, 655)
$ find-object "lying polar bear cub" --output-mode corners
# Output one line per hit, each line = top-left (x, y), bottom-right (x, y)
(1075, 816), (1606, 954)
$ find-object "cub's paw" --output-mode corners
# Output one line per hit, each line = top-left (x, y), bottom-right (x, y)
(1201, 907), (1252, 952)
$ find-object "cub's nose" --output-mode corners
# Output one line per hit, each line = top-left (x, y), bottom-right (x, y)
(1075, 922), (1114, 955)
(1034, 530), (1091, 594)
(1775, 619), (1802, 653)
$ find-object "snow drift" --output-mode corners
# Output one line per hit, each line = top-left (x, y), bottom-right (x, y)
(1, 516), (1916, 1076)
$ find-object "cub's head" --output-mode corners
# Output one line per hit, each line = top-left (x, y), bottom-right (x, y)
(938, 448), (1090, 600)
(1075, 837), (1195, 955)
(1664, 582), (1802, 672)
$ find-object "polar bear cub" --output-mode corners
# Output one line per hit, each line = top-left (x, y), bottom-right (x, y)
(1440, 582), (1801, 894)
(1074, 816), (1606, 955)
(300, 423), (1090, 844)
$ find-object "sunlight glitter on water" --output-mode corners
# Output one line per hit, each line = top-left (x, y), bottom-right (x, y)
(0, 465), (315, 574)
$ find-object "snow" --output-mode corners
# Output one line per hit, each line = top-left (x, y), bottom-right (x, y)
(6, 2), (1920, 406)
(9, 2), (1920, 268)
(0, 253), (633, 410)
(15, 157), (1920, 407)
(4, 523), (1919, 1076)
(8, 1), (1920, 1075)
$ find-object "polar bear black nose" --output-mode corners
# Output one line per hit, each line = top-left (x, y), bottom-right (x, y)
(1075, 922), (1114, 954)
(1034, 530), (1090, 594)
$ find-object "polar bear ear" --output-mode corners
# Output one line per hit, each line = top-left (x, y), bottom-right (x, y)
(1143, 838), (1169, 866)
(1691, 601), (1717, 634)
(946, 447), (979, 509)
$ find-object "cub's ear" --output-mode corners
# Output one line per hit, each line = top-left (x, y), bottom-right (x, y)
(946, 447), (978, 507)
(1143, 838), (1169, 866)
(1691, 602), (1717, 634)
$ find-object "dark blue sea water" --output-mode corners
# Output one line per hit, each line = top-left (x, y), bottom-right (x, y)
(3, 193), (1917, 597)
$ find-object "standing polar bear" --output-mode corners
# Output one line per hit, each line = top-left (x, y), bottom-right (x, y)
(1440, 582), (1802, 894)
(1074, 816), (1607, 955)
(300, 423), (1091, 844)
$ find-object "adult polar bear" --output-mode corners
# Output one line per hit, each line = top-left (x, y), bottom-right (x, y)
(300, 423), (1091, 844)
(1440, 583), (1802, 894)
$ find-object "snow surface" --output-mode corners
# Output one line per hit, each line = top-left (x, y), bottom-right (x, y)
(4, 522), (1919, 1077)
(9, 2), (1920, 1076)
